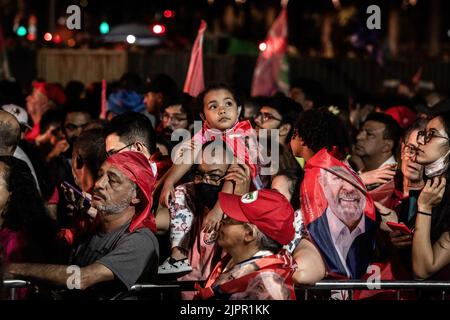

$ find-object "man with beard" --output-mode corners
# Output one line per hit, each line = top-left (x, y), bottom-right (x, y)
(308, 166), (375, 278)
(4, 151), (159, 300)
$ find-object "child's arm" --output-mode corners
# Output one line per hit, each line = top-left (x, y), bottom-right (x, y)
(160, 138), (200, 207)
(202, 180), (233, 233)
(202, 164), (251, 232)
(159, 163), (193, 207)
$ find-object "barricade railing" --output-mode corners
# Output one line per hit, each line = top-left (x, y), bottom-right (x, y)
(3, 279), (449, 300)
(2, 280), (31, 300)
(126, 280), (450, 301)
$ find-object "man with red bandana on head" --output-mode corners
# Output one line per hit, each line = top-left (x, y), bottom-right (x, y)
(4, 151), (159, 300)
(25, 81), (67, 142)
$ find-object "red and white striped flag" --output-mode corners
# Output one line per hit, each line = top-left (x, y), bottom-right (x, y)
(183, 20), (207, 97)
(251, 7), (289, 97)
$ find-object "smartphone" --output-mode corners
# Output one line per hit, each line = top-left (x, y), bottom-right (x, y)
(61, 181), (91, 206)
(62, 181), (83, 197)
(386, 222), (413, 235)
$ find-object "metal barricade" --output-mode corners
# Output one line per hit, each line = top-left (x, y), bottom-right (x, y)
(4, 279), (449, 300)
(127, 280), (450, 301)
(2, 280), (30, 300)
(298, 280), (450, 301)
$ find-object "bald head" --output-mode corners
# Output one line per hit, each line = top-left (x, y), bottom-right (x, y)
(0, 110), (21, 155)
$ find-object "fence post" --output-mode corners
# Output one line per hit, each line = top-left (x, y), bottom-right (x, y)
(9, 287), (17, 301)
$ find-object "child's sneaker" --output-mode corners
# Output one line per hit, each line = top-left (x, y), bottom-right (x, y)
(158, 257), (193, 275)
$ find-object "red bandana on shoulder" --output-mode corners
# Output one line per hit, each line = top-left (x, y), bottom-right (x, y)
(202, 120), (259, 180)
(195, 250), (297, 300)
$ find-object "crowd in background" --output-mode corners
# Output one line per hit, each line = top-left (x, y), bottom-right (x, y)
(0, 72), (449, 300)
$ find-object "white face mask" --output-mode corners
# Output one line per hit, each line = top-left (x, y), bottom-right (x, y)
(425, 149), (450, 178)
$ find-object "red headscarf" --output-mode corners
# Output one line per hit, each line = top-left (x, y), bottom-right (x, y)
(32, 81), (66, 105)
(105, 151), (157, 233)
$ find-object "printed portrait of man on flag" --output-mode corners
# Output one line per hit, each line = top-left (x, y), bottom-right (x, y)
(301, 149), (378, 279)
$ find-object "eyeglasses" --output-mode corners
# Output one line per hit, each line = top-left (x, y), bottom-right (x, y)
(221, 215), (246, 226)
(194, 171), (226, 184)
(106, 143), (135, 157)
(402, 144), (419, 158)
(162, 113), (188, 123)
(254, 112), (282, 123)
(417, 129), (450, 145)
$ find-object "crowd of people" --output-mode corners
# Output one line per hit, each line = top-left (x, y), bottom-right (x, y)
(0, 72), (449, 300)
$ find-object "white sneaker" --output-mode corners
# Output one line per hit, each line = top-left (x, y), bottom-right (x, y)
(158, 257), (192, 275)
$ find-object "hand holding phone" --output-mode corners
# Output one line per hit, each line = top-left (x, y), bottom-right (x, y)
(386, 222), (413, 235)
(61, 181), (91, 209)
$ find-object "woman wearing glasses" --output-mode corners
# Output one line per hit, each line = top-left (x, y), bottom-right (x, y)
(412, 112), (450, 280)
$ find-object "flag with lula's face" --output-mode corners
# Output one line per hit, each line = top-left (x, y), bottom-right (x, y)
(301, 148), (377, 279)
(251, 8), (289, 97)
(183, 20), (207, 97)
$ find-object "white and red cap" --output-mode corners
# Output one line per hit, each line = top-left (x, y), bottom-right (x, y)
(2, 104), (32, 130)
(218, 190), (295, 245)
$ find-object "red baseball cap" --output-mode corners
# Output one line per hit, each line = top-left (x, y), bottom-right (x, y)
(385, 105), (416, 130)
(218, 190), (295, 245)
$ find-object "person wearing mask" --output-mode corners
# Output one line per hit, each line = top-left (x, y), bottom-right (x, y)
(412, 112), (450, 280)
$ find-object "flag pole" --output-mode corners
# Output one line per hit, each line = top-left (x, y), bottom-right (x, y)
(100, 79), (107, 119)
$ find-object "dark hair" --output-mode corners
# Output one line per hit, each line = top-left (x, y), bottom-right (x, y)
(364, 112), (403, 153)
(0, 156), (58, 263)
(429, 111), (450, 242)
(161, 92), (195, 125)
(120, 72), (144, 93)
(103, 112), (157, 154)
(290, 78), (324, 108)
(0, 112), (20, 153)
(65, 81), (85, 102)
(73, 129), (107, 181)
(196, 83), (241, 114)
(274, 168), (303, 211)
(402, 118), (428, 144)
(39, 109), (65, 134)
(145, 74), (178, 98)
(294, 107), (351, 159)
(262, 93), (303, 141)
(65, 105), (92, 120)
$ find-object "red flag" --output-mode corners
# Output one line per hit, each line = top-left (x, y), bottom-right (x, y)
(301, 148), (376, 226)
(301, 149), (377, 279)
(251, 8), (289, 97)
(183, 20), (207, 97)
(100, 79), (107, 119)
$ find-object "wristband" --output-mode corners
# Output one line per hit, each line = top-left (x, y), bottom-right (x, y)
(417, 211), (432, 217)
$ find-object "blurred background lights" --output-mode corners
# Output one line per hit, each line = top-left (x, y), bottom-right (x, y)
(126, 34), (136, 44)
